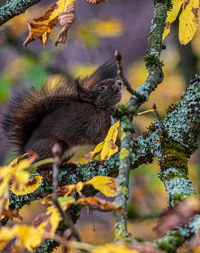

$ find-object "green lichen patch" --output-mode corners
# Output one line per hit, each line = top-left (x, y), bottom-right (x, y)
(160, 142), (188, 174)
(144, 54), (163, 69)
(172, 192), (194, 205)
(154, 0), (173, 11)
(155, 230), (185, 253)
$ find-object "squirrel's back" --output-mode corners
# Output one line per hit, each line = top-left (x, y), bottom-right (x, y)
(1, 60), (119, 157)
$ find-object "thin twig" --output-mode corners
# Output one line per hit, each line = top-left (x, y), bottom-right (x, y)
(114, 49), (145, 101)
(51, 142), (81, 242)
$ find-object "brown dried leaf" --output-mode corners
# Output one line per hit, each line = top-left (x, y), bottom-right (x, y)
(155, 196), (200, 236)
(77, 196), (126, 214)
(2, 209), (23, 221)
(55, 0), (76, 46)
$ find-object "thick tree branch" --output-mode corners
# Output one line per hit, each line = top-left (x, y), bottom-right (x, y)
(114, 1), (168, 240)
(0, 0), (42, 26)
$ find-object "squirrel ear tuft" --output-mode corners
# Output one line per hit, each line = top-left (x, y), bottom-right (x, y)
(76, 80), (96, 103)
(82, 60), (118, 89)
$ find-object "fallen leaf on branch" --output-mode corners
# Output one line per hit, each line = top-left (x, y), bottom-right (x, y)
(77, 197), (126, 214)
(84, 176), (116, 197)
(56, 176), (116, 197)
(155, 196), (200, 236)
(90, 121), (120, 163)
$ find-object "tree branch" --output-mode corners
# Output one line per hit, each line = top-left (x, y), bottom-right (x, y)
(114, 1), (168, 240)
(0, 0), (43, 26)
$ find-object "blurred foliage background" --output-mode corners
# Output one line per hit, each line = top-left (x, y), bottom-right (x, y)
(0, 0), (200, 250)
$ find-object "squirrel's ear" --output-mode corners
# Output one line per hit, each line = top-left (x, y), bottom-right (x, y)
(82, 60), (118, 89)
(76, 80), (96, 103)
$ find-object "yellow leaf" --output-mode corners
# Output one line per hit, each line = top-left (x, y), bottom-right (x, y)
(76, 182), (84, 195)
(84, 176), (116, 197)
(91, 121), (120, 162)
(91, 141), (104, 160)
(93, 19), (123, 37)
(23, 0), (76, 47)
(179, 0), (199, 45)
(30, 203), (62, 249)
(0, 153), (43, 218)
(0, 225), (37, 252)
(163, 0), (182, 40)
(57, 184), (75, 197)
(10, 176), (43, 195)
(120, 148), (129, 160)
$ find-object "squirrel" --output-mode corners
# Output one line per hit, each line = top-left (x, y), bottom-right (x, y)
(1, 61), (122, 171)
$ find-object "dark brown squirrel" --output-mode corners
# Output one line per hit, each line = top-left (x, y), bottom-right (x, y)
(1, 61), (122, 170)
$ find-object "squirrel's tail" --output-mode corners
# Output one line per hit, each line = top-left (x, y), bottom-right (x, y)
(1, 83), (77, 153)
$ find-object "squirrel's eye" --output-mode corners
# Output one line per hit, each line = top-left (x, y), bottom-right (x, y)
(98, 86), (106, 93)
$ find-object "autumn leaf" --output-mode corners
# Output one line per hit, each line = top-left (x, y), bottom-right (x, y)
(163, 0), (200, 45)
(23, 0), (76, 47)
(0, 225), (37, 252)
(57, 176), (116, 197)
(162, 0), (182, 40)
(10, 176), (43, 195)
(84, 176), (116, 197)
(77, 197), (126, 214)
(0, 153), (38, 218)
(2, 209), (23, 221)
(57, 184), (76, 197)
(90, 121), (120, 162)
(179, 0), (199, 45)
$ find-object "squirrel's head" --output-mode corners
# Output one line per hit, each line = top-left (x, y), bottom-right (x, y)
(77, 60), (122, 110)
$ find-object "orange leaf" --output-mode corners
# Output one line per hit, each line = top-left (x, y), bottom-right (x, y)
(2, 209), (23, 221)
(23, 0), (76, 47)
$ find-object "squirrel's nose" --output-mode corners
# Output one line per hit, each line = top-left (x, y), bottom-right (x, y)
(115, 80), (122, 89)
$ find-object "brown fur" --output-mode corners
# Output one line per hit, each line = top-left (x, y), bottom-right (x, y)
(1, 61), (122, 168)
